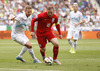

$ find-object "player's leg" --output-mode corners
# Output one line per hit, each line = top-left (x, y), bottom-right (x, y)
(40, 48), (46, 60)
(13, 34), (41, 63)
(73, 40), (77, 51)
(25, 41), (41, 63)
(23, 35), (41, 63)
(68, 39), (74, 53)
(23, 35), (36, 60)
(18, 46), (27, 57)
(12, 35), (27, 62)
(37, 36), (47, 60)
(50, 38), (61, 65)
(73, 30), (79, 53)
(47, 33), (61, 65)
(16, 46), (27, 62)
(16, 36), (29, 58)
(67, 39), (73, 48)
(67, 30), (73, 47)
(67, 30), (74, 53)
(11, 34), (28, 62)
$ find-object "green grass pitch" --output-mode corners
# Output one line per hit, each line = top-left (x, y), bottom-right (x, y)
(0, 39), (100, 71)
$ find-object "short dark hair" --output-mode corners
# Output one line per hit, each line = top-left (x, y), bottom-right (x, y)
(47, 5), (54, 10)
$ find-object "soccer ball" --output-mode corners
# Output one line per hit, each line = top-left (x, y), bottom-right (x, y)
(44, 56), (53, 65)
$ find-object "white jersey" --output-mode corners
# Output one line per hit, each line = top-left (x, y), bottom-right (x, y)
(68, 11), (84, 31)
(12, 12), (32, 35)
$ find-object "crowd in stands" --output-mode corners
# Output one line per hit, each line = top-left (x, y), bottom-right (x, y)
(96, 0), (100, 6)
(0, 0), (100, 31)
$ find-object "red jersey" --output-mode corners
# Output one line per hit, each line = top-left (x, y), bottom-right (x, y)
(31, 12), (61, 36)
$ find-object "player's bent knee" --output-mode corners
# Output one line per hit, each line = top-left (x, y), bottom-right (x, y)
(25, 44), (32, 49)
(54, 42), (59, 47)
(28, 45), (32, 48)
(25, 41), (32, 49)
(74, 40), (77, 42)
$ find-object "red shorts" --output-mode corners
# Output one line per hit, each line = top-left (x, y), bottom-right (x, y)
(37, 32), (56, 48)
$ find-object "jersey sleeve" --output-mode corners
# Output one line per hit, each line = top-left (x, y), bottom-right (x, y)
(79, 13), (84, 21)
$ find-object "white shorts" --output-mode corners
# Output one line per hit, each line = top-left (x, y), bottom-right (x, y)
(11, 34), (29, 45)
(67, 30), (79, 40)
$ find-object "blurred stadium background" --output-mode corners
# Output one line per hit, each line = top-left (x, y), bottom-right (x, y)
(0, 0), (100, 71)
(0, 0), (100, 39)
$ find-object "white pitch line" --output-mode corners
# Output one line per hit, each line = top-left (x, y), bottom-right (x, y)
(0, 68), (62, 71)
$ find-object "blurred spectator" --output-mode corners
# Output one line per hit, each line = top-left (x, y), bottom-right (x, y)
(0, 0), (100, 31)
(96, 0), (100, 6)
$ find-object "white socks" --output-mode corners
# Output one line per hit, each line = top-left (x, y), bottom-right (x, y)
(28, 48), (37, 60)
(18, 46), (37, 60)
(68, 40), (74, 48)
(74, 41), (77, 51)
(18, 46), (28, 56)
(68, 40), (77, 51)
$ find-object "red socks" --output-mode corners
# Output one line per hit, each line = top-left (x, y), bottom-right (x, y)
(40, 49), (45, 57)
(40, 46), (59, 60)
(53, 46), (59, 60)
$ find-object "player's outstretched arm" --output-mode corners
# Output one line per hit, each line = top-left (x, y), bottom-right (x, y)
(55, 23), (62, 39)
(54, 16), (62, 39)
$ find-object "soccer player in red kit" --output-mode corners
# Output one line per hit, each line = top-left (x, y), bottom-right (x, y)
(31, 5), (62, 65)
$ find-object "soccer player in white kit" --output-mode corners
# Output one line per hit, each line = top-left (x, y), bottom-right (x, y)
(66, 3), (85, 53)
(11, 5), (41, 63)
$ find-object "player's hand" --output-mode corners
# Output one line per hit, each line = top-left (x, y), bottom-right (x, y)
(31, 32), (37, 39)
(59, 35), (62, 39)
